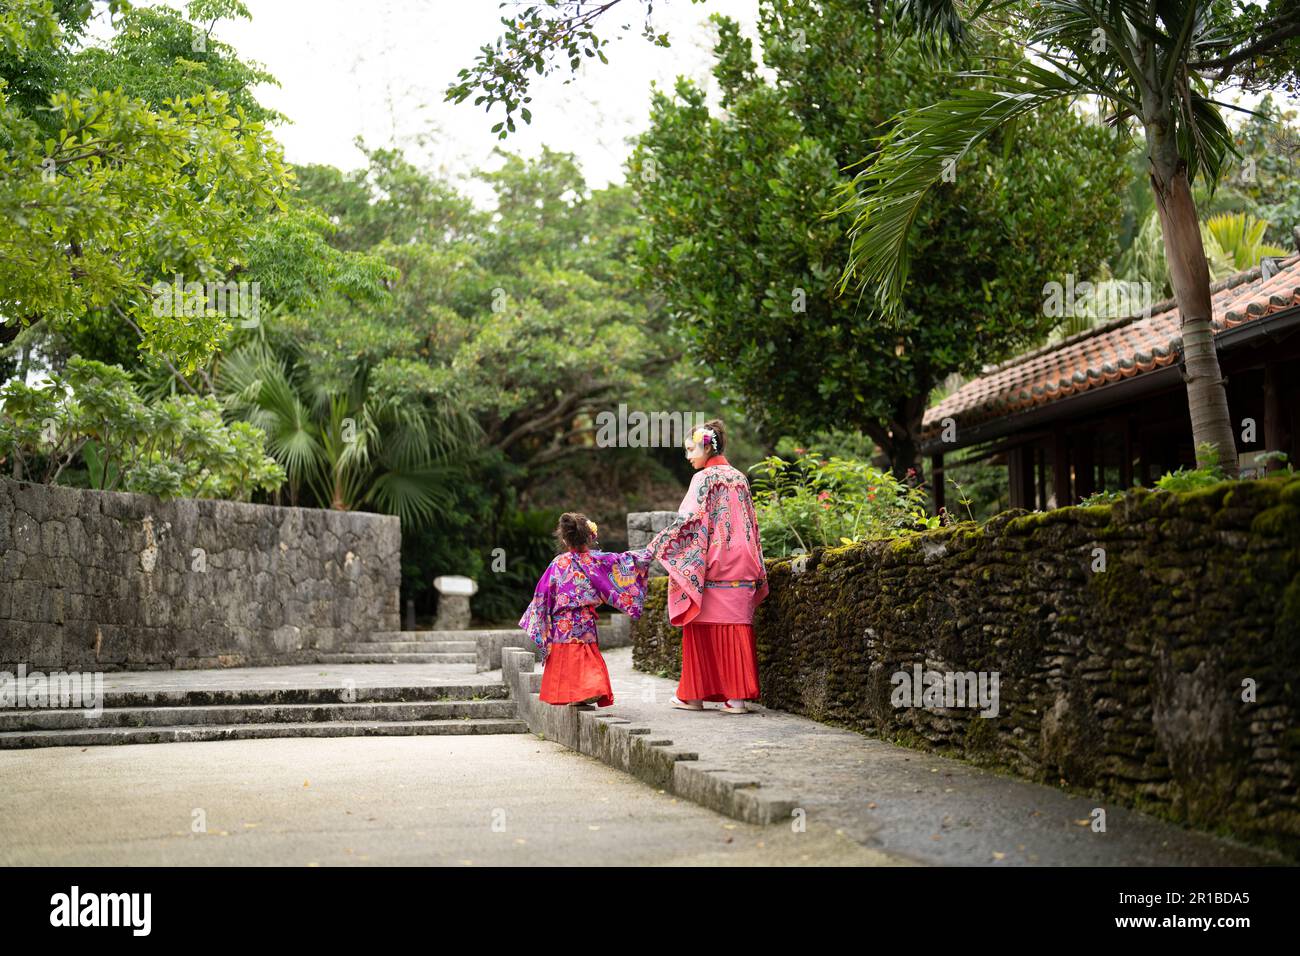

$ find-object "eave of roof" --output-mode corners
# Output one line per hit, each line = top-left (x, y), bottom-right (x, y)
(922, 253), (1300, 447)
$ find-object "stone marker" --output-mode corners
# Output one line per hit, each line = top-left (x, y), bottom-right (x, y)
(433, 575), (478, 630)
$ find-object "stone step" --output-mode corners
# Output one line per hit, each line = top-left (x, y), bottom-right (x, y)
(364, 629), (518, 644)
(345, 641), (477, 654)
(0, 699), (518, 732)
(0, 718), (530, 749)
(49, 683), (510, 710)
(315, 652), (477, 664)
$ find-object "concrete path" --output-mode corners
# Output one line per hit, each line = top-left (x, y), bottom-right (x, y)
(596, 648), (1280, 867)
(0, 735), (898, 866)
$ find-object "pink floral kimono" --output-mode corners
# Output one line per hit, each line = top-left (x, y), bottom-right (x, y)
(649, 455), (768, 701)
(519, 547), (653, 706)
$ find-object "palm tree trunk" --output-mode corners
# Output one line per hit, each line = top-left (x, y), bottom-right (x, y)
(331, 466), (347, 510)
(1147, 127), (1240, 476)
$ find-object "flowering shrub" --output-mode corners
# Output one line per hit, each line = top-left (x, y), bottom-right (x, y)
(748, 450), (932, 557)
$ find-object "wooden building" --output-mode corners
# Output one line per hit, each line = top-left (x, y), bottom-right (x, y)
(922, 253), (1300, 510)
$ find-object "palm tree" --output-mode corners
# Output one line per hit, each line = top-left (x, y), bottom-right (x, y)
(217, 341), (481, 527)
(840, 1), (1300, 476)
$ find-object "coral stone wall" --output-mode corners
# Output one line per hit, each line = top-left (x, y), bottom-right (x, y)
(0, 479), (401, 670)
(631, 478), (1300, 854)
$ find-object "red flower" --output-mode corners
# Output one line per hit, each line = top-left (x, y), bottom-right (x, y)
(817, 490), (831, 500)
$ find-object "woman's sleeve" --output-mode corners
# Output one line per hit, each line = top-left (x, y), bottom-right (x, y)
(518, 563), (555, 662)
(648, 510), (709, 627)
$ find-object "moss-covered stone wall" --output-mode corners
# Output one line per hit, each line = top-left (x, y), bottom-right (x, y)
(631, 477), (1300, 855)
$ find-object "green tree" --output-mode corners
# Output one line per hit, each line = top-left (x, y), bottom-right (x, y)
(836, 1), (1300, 476)
(0, 355), (283, 499)
(634, 3), (1128, 478)
(0, 0), (291, 371)
(1, 0), (391, 381)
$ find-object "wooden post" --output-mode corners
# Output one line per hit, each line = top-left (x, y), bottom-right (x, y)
(1008, 446), (1035, 510)
(931, 453), (945, 513)
(1121, 416), (1134, 489)
(1053, 427), (1072, 507)
(1264, 362), (1285, 472)
(1075, 431), (1095, 499)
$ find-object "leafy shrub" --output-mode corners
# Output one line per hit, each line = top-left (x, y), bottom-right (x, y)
(1154, 442), (1226, 493)
(749, 451), (932, 557)
(0, 357), (284, 500)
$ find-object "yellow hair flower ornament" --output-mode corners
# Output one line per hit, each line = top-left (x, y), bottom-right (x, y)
(687, 426), (717, 450)
(587, 519), (598, 535)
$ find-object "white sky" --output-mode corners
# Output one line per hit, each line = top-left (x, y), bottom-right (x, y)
(85, 1), (1298, 203)
(172, 0), (761, 199)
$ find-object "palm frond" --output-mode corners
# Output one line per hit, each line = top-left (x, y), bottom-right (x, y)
(365, 465), (460, 529)
(834, 60), (1082, 318)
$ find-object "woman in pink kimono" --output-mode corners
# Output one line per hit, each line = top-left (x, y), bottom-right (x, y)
(649, 420), (768, 714)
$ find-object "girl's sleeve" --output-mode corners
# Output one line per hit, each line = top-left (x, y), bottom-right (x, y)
(587, 549), (653, 620)
(518, 563), (555, 662)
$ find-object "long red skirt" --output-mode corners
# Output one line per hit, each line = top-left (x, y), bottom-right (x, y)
(677, 622), (760, 703)
(539, 642), (614, 707)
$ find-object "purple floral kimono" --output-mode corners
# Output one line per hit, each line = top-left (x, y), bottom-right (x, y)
(519, 547), (654, 662)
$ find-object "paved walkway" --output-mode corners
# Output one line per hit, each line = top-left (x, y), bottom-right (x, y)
(9, 651), (1282, 865)
(595, 647), (1280, 866)
(0, 735), (897, 866)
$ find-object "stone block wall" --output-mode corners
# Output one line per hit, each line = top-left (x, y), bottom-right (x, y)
(631, 477), (1300, 855)
(0, 479), (401, 670)
(627, 510), (678, 577)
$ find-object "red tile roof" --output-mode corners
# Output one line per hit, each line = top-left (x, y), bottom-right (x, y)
(923, 253), (1300, 439)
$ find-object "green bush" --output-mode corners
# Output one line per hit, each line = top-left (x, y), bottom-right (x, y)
(749, 451), (931, 556)
(1154, 442), (1226, 493)
(0, 357), (284, 500)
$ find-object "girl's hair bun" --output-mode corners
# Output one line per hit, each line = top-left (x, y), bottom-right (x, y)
(555, 512), (594, 550)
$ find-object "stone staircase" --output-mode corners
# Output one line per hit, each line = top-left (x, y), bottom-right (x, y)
(316, 629), (519, 665)
(0, 624), (545, 749)
(0, 681), (527, 749)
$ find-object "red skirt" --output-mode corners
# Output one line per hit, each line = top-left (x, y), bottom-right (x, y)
(677, 622), (760, 702)
(539, 642), (614, 707)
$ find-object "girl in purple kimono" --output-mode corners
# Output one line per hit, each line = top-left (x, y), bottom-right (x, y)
(519, 512), (653, 707)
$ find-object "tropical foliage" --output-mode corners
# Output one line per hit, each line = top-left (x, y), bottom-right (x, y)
(633, 1), (1129, 480)
(749, 450), (934, 557)
(834, 1), (1300, 476)
(0, 357), (283, 499)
